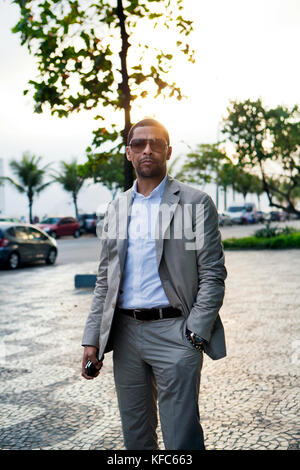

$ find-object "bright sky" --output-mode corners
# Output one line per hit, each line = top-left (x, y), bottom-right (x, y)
(0, 0), (299, 218)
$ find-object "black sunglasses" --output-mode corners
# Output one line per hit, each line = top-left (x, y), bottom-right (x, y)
(129, 138), (168, 153)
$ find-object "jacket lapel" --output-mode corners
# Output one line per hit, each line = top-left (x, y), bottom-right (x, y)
(116, 189), (133, 273)
(155, 176), (180, 268)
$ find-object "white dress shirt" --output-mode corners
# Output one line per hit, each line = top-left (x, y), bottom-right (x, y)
(117, 174), (171, 309)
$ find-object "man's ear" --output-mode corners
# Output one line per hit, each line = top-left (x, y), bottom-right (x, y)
(166, 146), (172, 160)
(126, 146), (132, 161)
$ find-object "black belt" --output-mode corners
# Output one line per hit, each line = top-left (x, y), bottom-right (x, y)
(116, 306), (182, 321)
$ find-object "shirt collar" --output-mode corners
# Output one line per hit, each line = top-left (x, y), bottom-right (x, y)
(132, 173), (168, 200)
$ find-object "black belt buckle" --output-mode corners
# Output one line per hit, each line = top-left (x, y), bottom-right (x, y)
(133, 309), (142, 320)
(133, 308), (163, 320)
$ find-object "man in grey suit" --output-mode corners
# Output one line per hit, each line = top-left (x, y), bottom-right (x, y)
(81, 118), (227, 450)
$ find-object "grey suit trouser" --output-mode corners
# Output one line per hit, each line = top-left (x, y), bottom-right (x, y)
(112, 313), (205, 450)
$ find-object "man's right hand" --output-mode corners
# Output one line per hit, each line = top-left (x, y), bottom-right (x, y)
(81, 346), (103, 380)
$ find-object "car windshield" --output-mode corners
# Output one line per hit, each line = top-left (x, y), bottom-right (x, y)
(41, 218), (59, 224)
(228, 206), (246, 213)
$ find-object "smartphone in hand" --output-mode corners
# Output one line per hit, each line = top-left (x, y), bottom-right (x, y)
(85, 360), (99, 377)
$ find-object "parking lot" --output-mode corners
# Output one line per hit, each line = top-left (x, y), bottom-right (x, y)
(0, 241), (299, 450)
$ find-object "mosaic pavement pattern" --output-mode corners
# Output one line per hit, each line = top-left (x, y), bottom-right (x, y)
(0, 250), (299, 450)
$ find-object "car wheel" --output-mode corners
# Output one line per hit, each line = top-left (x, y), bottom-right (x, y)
(8, 252), (20, 270)
(73, 229), (80, 238)
(49, 231), (57, 239)
(46, 248), (57, 265)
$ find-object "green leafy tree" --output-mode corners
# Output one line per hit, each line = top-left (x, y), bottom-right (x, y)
(174, 143), (227, 183)
(174, 143), (229, 208)
(215, 160), (237, 210)
(52, 159), (85, 217)
(0, 152), (52, 223)
(273, 179), (300, 210)
(80, 149), (124, 199)
(12, 0), (195, 190)
(223, 99), (300, 216)
(249, 174), (264, 209)
(232, 169), (256, 202)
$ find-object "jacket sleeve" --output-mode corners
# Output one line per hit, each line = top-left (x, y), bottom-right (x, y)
(81, 212), (109, 348)
(186, 194), (227, 342)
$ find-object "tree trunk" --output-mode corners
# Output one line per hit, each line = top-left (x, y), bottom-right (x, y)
(117, 0), (134, 191)
(73, 193), (78, 219)
(27, 188), (33, 223)
(259, 160), (300, 216)
(28, 198), (33, 224)
(232, 186), (236, 201)
(223, 187), (227, 210)
(257, 194), (261, 209)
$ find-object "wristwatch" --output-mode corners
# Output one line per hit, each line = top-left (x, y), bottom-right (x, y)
(185, 329), (205, 351)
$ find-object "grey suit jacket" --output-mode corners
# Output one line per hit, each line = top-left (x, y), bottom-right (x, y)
(82, 175), (227, 360)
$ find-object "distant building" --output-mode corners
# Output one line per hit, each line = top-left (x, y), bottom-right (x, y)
(0, 159), (5, 214)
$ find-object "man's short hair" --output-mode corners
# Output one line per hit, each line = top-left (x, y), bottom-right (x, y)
(127, 118), (170, 146)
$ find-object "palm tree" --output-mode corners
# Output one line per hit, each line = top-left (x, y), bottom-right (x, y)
(52, 159), (85, 218)
(0, 152), (52, 223)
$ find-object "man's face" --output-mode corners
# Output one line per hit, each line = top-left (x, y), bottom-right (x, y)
(126, 126), (172, 179)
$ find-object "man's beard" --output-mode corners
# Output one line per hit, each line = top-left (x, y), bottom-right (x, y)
(135, 159), (165, 178)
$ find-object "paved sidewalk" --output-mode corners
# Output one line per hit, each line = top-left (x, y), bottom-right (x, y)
(0, 250), (299, 450)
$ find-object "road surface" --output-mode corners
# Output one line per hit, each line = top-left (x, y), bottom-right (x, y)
(0, 219), (299, 272)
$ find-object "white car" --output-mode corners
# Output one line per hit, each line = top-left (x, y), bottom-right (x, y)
(218, 212), (233, 226)
(226, 203), (257, 224)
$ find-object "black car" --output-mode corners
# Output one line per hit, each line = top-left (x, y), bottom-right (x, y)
(78, 213), (97, 234)
(0, 222), (58, 269)
(269, 211), (281, 222)
(256, 211), (266, 223)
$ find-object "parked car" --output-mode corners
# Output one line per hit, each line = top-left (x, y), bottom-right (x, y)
(290, 212), (300, 220)
(78, 213), (97, 234)
(0, 222), (57, 269)
(226, 203), (257, 224)
(266, 210), (291, 222)
(279, 211), (290, 221)
(218, 212), (233, 227)
(37, 217), (80, 239)
(267, 211), (281, 222)
(256, 211), (267, 223)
